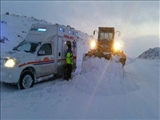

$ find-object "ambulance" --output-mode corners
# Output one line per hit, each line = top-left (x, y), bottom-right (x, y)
(1, 24), (79, 89)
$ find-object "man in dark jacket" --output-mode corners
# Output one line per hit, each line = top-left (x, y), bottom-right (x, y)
(65, 44), (73, 81)
(119, 51), (126, 67)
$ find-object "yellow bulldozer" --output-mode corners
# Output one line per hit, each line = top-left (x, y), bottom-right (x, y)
(85, 27), (126, 67)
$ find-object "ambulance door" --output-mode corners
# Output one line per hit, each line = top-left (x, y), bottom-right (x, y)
(36, 43), (54, 76)
(57, 37), (64, 73)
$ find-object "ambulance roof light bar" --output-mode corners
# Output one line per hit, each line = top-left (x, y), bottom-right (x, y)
(37, 28), (46, 32)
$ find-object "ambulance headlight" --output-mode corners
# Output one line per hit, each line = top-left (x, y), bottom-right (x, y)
(4, 58), (19, 68)
(90, 40), (96, 49)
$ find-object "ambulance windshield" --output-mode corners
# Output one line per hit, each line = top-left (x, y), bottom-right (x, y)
(13, 41), (40, 53)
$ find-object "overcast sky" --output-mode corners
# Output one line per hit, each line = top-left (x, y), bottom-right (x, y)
(1, 1), (160, 57)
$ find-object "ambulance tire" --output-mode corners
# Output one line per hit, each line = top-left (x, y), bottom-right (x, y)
(18, 71), (34, 90)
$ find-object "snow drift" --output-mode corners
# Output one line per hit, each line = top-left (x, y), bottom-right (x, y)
(74, 57), (139, 96)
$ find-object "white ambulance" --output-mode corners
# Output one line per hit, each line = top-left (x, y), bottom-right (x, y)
(1, 24), (79, 89)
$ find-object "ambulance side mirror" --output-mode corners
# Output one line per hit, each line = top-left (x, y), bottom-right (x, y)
(38, 50), (45, 56)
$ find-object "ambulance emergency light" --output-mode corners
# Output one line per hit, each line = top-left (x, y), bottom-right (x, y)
(37, 28), (46, 32)
(31, 28), (46, 32)
(59, 27), (62, 31)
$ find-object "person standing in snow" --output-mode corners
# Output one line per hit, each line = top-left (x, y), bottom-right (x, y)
(119, 51), (126, 67)
(65, 44), (73, 81)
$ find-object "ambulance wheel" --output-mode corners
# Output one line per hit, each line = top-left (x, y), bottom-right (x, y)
(18, 71), (34, 89)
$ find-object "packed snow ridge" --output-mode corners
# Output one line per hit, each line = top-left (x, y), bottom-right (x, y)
(138, 47), (160, 59)
(75, 57), (139, 96)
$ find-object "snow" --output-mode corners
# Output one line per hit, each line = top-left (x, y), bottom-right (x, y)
(0, 14), (51, 54)
(138, 47), (160, 59)
(1, 14), (160, 119)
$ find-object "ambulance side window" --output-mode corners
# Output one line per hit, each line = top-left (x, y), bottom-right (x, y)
(38, 43), (52, 56)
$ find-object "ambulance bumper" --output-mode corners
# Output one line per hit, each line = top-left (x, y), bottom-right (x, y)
(1, 66), (21, 84)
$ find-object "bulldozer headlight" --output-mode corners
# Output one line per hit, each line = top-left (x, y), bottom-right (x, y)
(114, 41), (123, 51)
(90, 40), (96, 49)
(114, 42), (120, 51)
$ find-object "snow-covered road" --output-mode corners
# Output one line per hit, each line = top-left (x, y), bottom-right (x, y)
(1, 59), (159, 119)
(124, 59), (159, 118)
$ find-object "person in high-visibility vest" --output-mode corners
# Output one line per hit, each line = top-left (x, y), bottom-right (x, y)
(65, 44), (73, 81)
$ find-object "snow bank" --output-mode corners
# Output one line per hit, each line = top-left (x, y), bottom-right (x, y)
(73, 57), (139, 96)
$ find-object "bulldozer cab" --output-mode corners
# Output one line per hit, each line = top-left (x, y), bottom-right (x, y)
(94, 27), (115, 53)
(85, 27), (126, 66)
(98, 27), (114, 41)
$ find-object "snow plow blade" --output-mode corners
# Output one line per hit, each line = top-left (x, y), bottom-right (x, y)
(84, 51), (126, 67)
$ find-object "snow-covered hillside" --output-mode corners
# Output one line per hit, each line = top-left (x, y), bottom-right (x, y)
(1, 14), (159, 119)
(138, 47), (160, 59)
(0, 13), (52, 53)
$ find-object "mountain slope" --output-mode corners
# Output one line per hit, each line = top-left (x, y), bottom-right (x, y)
(0, 13), (52, 53)
(138, 47), (160, 59)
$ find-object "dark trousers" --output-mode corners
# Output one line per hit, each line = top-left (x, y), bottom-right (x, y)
(120, 58), (126, 67)
(66, 64), (72, 79)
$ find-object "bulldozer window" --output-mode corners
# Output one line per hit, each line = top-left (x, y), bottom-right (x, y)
(100, 32), (113, 41)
